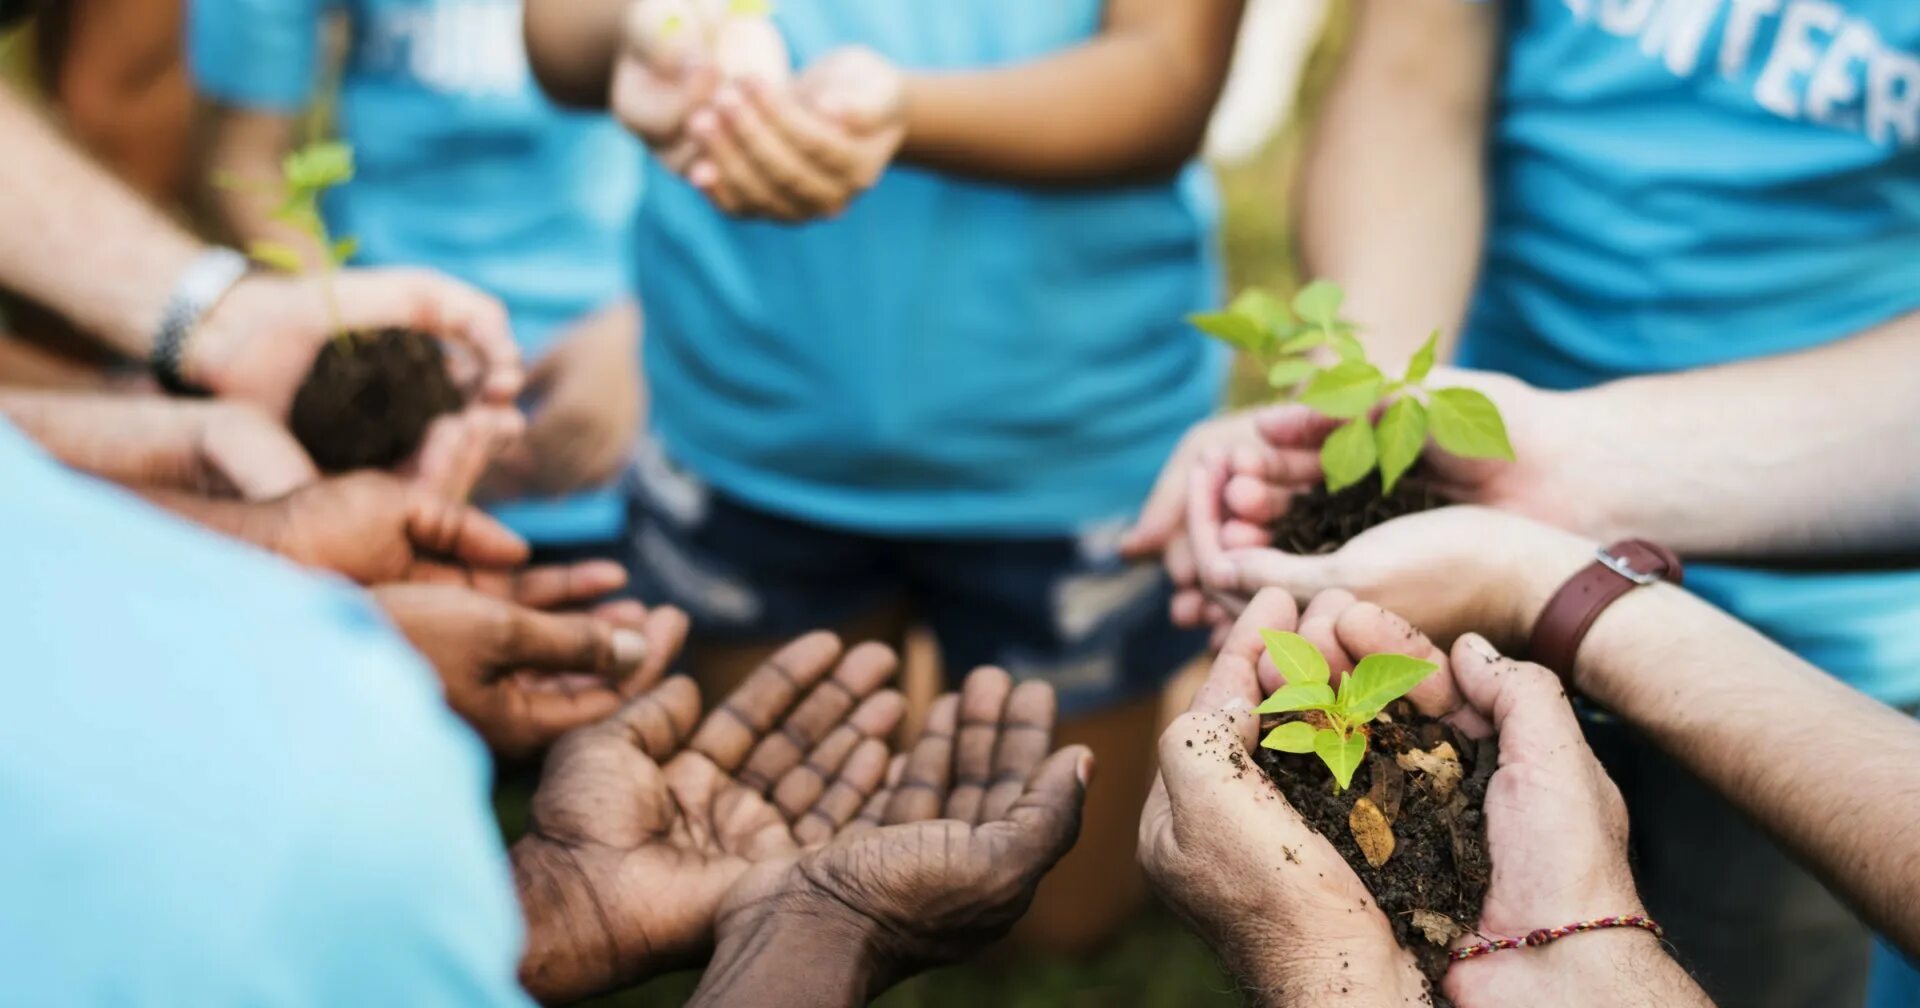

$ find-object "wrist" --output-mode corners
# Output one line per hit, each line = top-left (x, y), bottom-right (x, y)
(1448, 918), (1675, 1008)
(1485, 520), (1598, 654)
(511, 837), (622, 1006)
(693, 898), (881, 1008)
(1232, 918), (1425, 1008)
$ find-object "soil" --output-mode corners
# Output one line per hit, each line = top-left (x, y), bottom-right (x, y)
(1256, 701), (1497, 1001)
(1269, 474), (1445, 555)
(289, 329), (463, 472)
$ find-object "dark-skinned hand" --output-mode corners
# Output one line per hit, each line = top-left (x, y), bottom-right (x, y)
(374, 581), (689, 760)
(266, 470), (529, 585)
(512, 632), (908, 1005)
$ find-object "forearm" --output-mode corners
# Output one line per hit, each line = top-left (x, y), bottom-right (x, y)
(1296, 0), (1495, 370)
(1452, 926), (1712, 1008)
(0, 85), (203, 358)
(1561, 313), (1920, 559)
(1501, 532), (1920, 956)
(897, 1), (1243, 185)
(0, 390), (204, 489)
(524, 0), (628, 108)
(134, 487), (285, 550)
(198, 108), (325, 266)
(686, 911), (877, 1008)
(1235, 938), (1426, 1008)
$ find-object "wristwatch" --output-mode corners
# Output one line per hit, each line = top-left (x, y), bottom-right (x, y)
(1528, 539), (1684, 690)
(150, 247), (251, 396)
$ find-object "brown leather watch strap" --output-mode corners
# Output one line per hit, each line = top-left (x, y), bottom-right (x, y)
(1528, 539), (1684, 689)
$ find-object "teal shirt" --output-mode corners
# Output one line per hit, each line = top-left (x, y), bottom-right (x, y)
(189, 0), (641, 544)
(0, 422), (529, 1006)
(638, 0), (1226, 537)
(1462, 0), (1920, 703)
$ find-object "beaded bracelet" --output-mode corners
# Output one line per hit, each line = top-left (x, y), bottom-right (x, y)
(1448, 915), (1666, 963)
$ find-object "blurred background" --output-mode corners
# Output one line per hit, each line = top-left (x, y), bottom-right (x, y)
(0, 3), (1339, 1003)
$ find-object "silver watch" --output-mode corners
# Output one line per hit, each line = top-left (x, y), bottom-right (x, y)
(150, 247), (250, 395)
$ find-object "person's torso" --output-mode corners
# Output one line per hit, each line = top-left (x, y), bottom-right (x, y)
(1461, 0), (1920, 703)
(0, 423), (530, 1007)
(639, 0), (1226, 537)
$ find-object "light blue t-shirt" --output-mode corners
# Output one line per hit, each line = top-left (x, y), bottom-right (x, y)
(1460, 0), (1920, 705)
(189, 0), (642, 545)
(0, 422), (530, 1007)
(639, 1), (1226, 538)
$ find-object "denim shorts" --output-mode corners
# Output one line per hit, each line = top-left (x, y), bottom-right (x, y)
(617, 441), (1204, 717)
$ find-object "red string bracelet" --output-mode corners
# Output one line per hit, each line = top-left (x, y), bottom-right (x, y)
(1448, 915), (1666, 963)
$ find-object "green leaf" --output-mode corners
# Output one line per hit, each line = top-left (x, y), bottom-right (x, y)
(730, 0), (774, 15)
(1406, 331), (1439, 385)
(1260, 629), (1330, 686)
(246, 240), (308, 274)
(1229, 288), (1290, 337)
(1266, 358), (1316, 389)
(1275, 328), (1325, 356)
(1298, 361), (1384, 420)
(1374, 397), (1428, 495)
(284, 141), (355, 192)
(1188, 311), (1268, 353)
(329, 236), (360, 266)
(1344, 653), (1440, 722)
(1428, 387), (1517, 462)
(1330, 331), (1368, 365)
(1261, 721), (1320, 754)
(1314, 729), (1368, 792)
(1321, 418), (1378, 493)
(1253, 682), (1337, 715)
(1291, 279), (1344, 326)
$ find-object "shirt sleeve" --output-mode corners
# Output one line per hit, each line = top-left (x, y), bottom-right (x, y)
(187, 0), (328, 112)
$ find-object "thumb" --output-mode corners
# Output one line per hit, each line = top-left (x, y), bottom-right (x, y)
(406, 492), (530, 568)
(1449, 633), (1583, 751)
(1120, 445), (1192, 558)
(501, 608), (652, 681)
(1003, 745), (1094, 866)
(1210, 547), (1341, 603)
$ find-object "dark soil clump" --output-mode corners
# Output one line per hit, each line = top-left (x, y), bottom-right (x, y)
(1256, 701), (1497, 1001)
(1270, 476), (1445, 555)
(290, 329), (463, 471)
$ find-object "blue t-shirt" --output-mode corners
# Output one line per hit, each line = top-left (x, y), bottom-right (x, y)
(1461, 0), (1920, 704)
(189, 0), (642, 545)
(0, 422), (530, 1007)
(638, 1), (1226, 538)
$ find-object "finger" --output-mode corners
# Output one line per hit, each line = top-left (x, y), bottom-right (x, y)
(1298, 589), (1359, 679)
(1219, 519), (1272, 550)
(201, 409), (320, 501)
(608, 674), (702, 758)
(739, 641), (899, 795)
(1187, 450), (1234, 590)
(334, 269), (522, 403)
(883, 693), (957, 825)
(981, 681), (1058, 822)
(997, 745), (1094, 871)
(613, 604), (689, 699)
(793, 736), (893, 846)
(1332, 602), (1463, 720)
(1170, 586), (1206, 629)
(501, 607), (650, 682)
(715, 84), (849, 213)
(1253, 404), (1344, 454)
(689, 631), (844, 776)
(690, 107), (808, 220)
(1199, 588), (1299, 714)
(1228, 438), (1323, 489)
(1166, 534), (1197, 590)
(501, 683), (625, 756)
(626, 0), (704, 74)
(849, 753), (907, 836)
(947, 666), (1014, 825)
(510, 561), (631, 609)
(1213, 547), (1343, 609)
(768, 688), (905, 821)
(1223, 473), (1293, 527)
(406, 493), (530, 570)
(1449, 634), (1579, 747)
(1120, 437), (1193, 559)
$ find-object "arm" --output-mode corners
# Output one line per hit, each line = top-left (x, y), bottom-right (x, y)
(894, 0), (1245, 184)
(1296, 0), (1497, 368)
(524, 0), (628, 108)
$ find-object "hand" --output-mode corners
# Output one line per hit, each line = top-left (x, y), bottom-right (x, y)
(513, 632), (907, 1004)
(171, 399), (319, 499)
(1140, 589), (1430, 1005)
(266, 470), (531, 585)
(375, 583), (688, 759)
(483, 302), (641, 499)
(612, 0), (724, 169)
(684, 48), (906, 221)
(1284, 594), (1678, 1008)
(689, 666), (1093, 1005)
(183, 269), (522, 421)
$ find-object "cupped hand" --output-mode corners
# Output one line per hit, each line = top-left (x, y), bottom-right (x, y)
(513, 632), (908, 1004)
(374, 583), (689, 759)
(612, 0), (723, 167)
(685, 47), (905, 221)
(699, 665), (1092, 998)
(482, 302), (641, 499)
(165, 398), (320, 501)
(1140, 589), (1431, 1005)
(266, 470), (530, 585)
(185, 269), (522, 421)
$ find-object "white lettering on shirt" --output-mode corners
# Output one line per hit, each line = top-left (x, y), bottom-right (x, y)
(361, 0), (530, 98)
(1806, 19), (1879, 129)
(1719, 0), (1782, 78)
(1754, 1), (1841, 119)
(1639, 0), (1724, 77)
(1867, 49), (1920, 147)
(1598, 0), (1661, 37)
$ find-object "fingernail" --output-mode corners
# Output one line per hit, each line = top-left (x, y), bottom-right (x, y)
(1462, 634), (1500, 662)
(613, 629), (649, 668)
(1076, 751), (1095, 787)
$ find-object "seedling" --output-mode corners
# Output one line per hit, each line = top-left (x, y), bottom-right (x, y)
(1190, 280), (1515, 495)
(216, 140), (360, 342)
(1253, 629), (1436, 792)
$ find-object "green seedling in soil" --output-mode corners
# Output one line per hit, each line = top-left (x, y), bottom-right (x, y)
(215, 140), (360, 343)
(1191, 280), (1516, 496)
(1253, 629), (1437, 792)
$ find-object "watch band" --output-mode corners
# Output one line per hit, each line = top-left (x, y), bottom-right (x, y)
(150, 247), (251, 396)
(1528, 539), (1684, 689)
